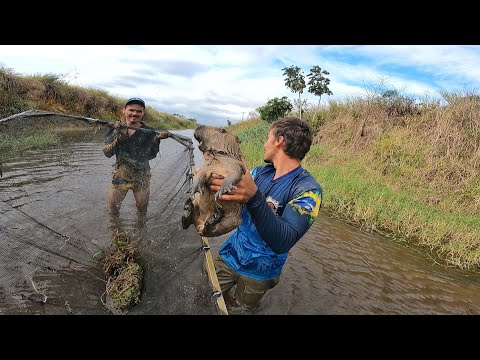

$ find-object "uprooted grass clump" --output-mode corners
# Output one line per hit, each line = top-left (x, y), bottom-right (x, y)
(103, 229), (144, 312)
(106, 262), (143, 311)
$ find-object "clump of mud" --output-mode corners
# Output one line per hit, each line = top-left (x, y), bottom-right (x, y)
(102, 229), (144, 313)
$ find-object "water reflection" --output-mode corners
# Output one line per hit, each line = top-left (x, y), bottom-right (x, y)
(2, 129), (480, 315)
(0, 129), (218, 315)
(249, 213), (480, 315)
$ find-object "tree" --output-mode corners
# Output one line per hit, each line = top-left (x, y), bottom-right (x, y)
(282, 65), (306, 118)
(256, 96), (293, 123)
(380, 89), (418, 117)
(248, 109), (259, 119)
(227, 119), (232, 126)
(307, 66), (333, 122)
(293, 98), (310, 115)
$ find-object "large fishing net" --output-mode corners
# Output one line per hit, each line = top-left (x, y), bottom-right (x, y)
(0, 111), (220, 315)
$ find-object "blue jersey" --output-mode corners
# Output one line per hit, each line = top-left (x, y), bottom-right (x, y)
(218, 164), (322, 280)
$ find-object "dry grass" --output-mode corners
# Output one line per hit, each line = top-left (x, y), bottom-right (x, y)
(234, 89), (480, 270)
(0, 67), (196, 129)
(315, 92), (480, 211)
(298, 89), (480, 269)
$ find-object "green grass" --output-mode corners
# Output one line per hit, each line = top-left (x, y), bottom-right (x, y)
(308, 146), (480, 270)
(0, 132), (61, 154)
(229, 120), (480, 271)
(230, 118), (270, 167)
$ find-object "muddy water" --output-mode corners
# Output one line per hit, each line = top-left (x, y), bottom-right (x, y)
(0, 129), (216, 315)
(1, 129), (480, 315)
(248, 215), (480, 314)
(209, 213), (480, 315)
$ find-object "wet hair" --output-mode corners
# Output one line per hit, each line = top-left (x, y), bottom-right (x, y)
(270, 117), (312, 160)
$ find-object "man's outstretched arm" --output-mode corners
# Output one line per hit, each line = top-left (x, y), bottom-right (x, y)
(103, 122), (126, 158)
(102, 127), (117, 158)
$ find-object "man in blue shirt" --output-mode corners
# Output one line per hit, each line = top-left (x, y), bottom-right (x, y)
(209, 117), (322, 310)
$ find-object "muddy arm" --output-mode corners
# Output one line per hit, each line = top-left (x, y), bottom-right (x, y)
(102, 127), (117, 158)
(147, 137), (161, 160)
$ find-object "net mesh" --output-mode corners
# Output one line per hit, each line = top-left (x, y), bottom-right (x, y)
(0, 115), (219, 315)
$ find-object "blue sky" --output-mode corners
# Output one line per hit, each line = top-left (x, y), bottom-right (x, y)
(1, 45), (479, 126)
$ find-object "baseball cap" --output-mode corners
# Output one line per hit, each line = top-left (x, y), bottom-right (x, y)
(124, 97), (146, 108)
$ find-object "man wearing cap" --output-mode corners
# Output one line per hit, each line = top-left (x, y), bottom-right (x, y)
(102, 97), (170, 218)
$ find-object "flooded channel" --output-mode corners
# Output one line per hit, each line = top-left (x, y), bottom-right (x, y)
(1, 128), (480, 315)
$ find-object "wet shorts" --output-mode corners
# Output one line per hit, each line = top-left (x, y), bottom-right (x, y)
(214, 256), (280, 309)
(111, 167), (151, 192)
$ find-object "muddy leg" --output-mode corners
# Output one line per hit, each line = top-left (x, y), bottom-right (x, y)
(214, 256), (237, 299)
(133, 185), (150, 218)
(203, 208), (224, 235)
(108, 185), (128, 216)
(181, 197), (194, 229)
(191, 170), (207, 197)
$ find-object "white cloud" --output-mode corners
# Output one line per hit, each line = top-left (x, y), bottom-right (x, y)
(1, 45), (479, 125)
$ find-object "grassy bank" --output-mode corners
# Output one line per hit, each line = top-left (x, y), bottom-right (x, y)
(0, 67), (197, 156)
(0, 125), (98, 154)
(231, 91), (480, 271)
(0, 132), (61, 153)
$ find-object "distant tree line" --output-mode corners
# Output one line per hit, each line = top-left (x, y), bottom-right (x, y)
(257, 65), (333, 123)
(173, 113), (198, 124)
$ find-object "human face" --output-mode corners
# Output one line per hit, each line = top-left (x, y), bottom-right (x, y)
(123, 104), (145, 126)
(263, 129), (276, 163)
